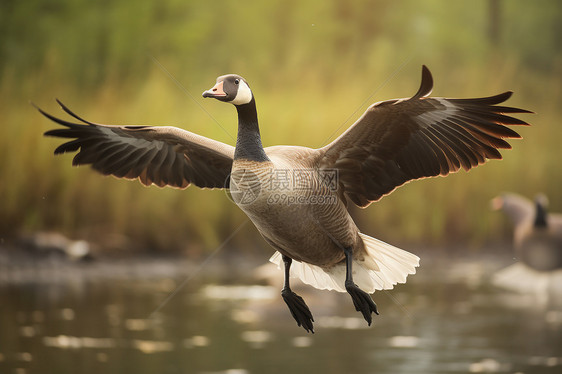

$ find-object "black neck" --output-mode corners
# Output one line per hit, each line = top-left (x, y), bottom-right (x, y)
(233, 99), (270, 162)
(534, 201), (548, 228)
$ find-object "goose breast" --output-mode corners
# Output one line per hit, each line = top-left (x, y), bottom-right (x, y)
(230, 154), (361, 266)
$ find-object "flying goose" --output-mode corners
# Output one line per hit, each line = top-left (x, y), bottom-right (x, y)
(492, 193), (562, 271)
(38, 66), (530, 332)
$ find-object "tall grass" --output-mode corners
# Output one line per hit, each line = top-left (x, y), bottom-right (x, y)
(1, 62), (558, 253)
(1, 0), (561, 253)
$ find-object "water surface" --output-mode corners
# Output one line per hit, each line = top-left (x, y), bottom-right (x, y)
(1, 250), (561, 374)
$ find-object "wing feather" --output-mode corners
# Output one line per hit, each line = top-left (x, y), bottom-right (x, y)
(319, 66), (531, 207)
(39, 102), (234, 189)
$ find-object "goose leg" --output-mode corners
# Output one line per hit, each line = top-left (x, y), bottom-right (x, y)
(280, 255), (314, 333)
(344, 247), (379, 325)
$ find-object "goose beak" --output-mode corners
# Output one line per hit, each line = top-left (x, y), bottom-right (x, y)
(202, 81), (226, 98)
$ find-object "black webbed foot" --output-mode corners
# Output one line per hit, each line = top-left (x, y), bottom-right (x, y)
(280, 254), (314, 333)
(282, 288), (315, 333)
(345, 280), (379, 325)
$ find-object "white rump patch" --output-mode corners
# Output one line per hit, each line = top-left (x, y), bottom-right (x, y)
(230, 80), (253, 105)
(269, 233), (420, 293)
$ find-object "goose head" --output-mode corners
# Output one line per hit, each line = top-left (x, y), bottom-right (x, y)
(202, 74), (253, 106)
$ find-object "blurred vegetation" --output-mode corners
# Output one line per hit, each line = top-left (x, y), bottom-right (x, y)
(1, 0), (561, 254)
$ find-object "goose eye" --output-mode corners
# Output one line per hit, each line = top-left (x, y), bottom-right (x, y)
(234, 79), (240, 85)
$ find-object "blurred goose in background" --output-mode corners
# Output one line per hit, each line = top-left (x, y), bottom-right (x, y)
(492, 193), (562, 300)
(492, 193), (562, 271)
(20, 231), (92, 262)
(38, 66), (531, 332)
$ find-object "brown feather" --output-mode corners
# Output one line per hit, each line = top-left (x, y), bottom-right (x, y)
(41, 102), (235, 189)
(319, 66), (531, 207)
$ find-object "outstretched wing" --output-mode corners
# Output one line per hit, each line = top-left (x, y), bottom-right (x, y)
(319, 66), (532, 207)
(39, 100), (234, 189)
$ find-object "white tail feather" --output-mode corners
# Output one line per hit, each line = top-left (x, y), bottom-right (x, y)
(269, 233), (420, 293)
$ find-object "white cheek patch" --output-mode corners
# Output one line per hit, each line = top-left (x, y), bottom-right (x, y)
(230, 80), (253, 105)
